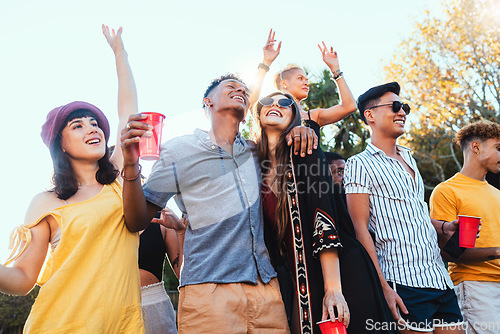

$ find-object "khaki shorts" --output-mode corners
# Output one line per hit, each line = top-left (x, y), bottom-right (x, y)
(455, 281), (500, 334)
(177, 277), (289, 334)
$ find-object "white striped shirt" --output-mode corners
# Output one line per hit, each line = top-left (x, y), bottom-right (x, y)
(344, 143), (453, 290)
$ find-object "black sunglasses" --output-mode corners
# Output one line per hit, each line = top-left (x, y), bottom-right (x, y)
(368, 101), (411, 115)
(258, 96), (294, 108)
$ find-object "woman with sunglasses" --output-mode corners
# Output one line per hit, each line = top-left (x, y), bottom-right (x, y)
(0, 25), (145, 333)
(252, 92), (397, 334)
(251, 31), (356, 137)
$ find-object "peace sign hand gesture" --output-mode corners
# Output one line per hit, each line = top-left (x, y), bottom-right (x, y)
(318, 41), (340, 72)
(263, 29), (282, 66)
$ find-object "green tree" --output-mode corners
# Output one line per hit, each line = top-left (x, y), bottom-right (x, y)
(163, 258), (179, 292)
(0, 287), (39, 331)
(303, 69), (369, 158)
(384, 0), (500, 194)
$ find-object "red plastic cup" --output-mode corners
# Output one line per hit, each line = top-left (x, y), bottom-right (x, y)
(458, 215), (481, 248)
(139, 112), (165, 160)
(317, 319), (347, 334)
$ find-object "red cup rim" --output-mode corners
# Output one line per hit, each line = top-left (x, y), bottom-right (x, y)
(142, 112), (165, 119)
(458, 215), (481, 219)
(316, 319), (341, 325)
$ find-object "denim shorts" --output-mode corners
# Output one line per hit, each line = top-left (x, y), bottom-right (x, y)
(390, 282), (464, 331)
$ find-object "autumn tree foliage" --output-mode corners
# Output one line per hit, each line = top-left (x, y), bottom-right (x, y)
(385, 0), (500, 191)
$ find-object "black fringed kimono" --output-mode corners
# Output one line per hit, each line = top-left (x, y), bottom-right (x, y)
(263, 148), (343, 334)
(262, 121), (398, 334)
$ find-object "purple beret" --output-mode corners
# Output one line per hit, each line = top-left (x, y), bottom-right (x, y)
(41, 101), (110, 148)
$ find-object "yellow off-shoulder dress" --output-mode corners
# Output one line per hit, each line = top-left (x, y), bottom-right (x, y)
(7, 181), (144, 334)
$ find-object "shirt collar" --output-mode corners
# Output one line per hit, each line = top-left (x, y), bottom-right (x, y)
(367, 143), (411, 157)
(194, 128), (247, 148)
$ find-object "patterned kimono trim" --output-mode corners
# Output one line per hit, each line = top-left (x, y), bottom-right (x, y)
(311, 209), (341, 258)
(286, 162), (313, 334)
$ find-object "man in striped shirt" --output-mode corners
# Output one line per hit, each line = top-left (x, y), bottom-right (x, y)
(344, 82), (464, 333)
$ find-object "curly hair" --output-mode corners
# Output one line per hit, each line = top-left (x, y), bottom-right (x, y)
(202, 73), (246, 107)
(274, 64), (304, 90)
(454, 120), (500, 149)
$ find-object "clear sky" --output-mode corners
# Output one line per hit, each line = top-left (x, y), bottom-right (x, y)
(0, 0), (442, 260)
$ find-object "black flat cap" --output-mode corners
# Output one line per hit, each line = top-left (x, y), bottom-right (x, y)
(357, 82), (400, 124)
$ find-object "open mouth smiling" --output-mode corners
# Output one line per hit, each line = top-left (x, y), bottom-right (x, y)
(86, 138), (101, 145)
(266, 109), (282, 117)
(232, 95), (246, 104)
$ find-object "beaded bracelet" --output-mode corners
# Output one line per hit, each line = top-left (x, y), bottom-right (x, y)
(258, 63), (270, 72)
(332, 70), (343, 81)
(120, 164), (142, 181)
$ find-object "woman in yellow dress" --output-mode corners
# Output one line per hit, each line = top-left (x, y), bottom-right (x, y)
(0, 25), (145, 333)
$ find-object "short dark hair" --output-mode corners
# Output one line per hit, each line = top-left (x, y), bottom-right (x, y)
(357, 82), (401, 124)
(324, 152), (344, 164)
(202, 73), (246, 107)
(454, 120), (500, 150)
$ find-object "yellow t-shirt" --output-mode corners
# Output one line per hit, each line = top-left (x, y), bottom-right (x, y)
(430, 173), (500, 284)
(7, 181), (144, 334)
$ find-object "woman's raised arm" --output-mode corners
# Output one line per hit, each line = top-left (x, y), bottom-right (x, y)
(249, 29), (282, 108)
(102, 24), (139, 174)
(312, 42), (356, 127)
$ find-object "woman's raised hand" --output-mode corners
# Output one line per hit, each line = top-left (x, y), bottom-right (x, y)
(318, 41), (340, 72)
(102, 24), (125, 55)
(262, 29), (282, 66)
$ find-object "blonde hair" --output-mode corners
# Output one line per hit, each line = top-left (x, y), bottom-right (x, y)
(274, 64), (304, 90)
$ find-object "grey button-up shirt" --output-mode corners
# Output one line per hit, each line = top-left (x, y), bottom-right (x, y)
(143, 129), (276, 286)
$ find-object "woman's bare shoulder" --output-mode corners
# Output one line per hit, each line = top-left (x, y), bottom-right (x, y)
(24, 191), (65, 225)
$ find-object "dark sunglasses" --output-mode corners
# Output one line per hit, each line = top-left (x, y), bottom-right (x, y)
(258, 96), (294, 108)
(368, 101), (411, 115)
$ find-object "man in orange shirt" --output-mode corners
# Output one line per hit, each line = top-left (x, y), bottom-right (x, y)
(430, 120), (500, 334)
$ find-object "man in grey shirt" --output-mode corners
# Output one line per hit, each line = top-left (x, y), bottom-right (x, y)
(120, 74), (316, 333)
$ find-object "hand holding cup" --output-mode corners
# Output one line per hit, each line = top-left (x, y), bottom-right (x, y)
(120, 113), (154, 166)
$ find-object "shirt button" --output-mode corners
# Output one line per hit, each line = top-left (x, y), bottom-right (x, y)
(211, 145), (215, 149)
(249, 201), (252, 205)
